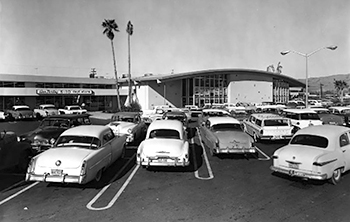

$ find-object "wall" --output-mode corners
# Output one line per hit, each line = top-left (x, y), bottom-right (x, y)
(227, 73), (273, 103)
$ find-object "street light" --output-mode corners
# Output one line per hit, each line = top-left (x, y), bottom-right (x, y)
(280, 46), (337, 108)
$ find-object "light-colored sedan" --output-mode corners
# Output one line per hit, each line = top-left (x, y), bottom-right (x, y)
(26, 125), (126, 184)
(271, 125), (350, 185)
(136, 120), (189, 167)
(107, 112), (147, 145)
(199, 116), (256, 156)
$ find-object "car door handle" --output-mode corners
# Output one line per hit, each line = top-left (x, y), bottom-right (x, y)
(343, 150), (346, 153)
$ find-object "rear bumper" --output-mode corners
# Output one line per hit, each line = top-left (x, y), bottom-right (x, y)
(26, 173), (86, 184)
(216, 147), (256, 154)
(260, 135), (293, 140)
(137, 157), (189, 167)
(270, 166), (328, 180)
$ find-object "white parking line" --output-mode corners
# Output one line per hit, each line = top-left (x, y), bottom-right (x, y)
(86, 154), (139, 211)
(194, 128), (214, 180)
(255, 147), (271, 161)
(0, 182), (39, 206)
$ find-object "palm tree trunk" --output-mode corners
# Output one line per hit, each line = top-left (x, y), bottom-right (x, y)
(128, 33), (132, 106)
(111, 40), (121, 110)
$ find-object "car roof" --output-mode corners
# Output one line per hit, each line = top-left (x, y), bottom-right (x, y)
(60, 125), (110, 137)
(329, 106), (350, 111)
(148, 120), (183, 131)
(295, 125), (350, 139)
(13, 105), (30, 108)
(207, 116), (240, 125)
(44, 113), (90, 119)
(202, 108), (230, 113)
(250, 113), (286, 119)
(283, 108), (317, 114)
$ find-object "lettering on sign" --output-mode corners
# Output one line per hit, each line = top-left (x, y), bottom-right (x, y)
(36, 89), (94, 95)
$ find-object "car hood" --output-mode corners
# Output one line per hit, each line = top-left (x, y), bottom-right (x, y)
(215, 131), (253, 148)
(139, 139), (185, 157)
(108, 122), (136, 134)
(35, 147), (93, 168)
(24, 127), (66, 141)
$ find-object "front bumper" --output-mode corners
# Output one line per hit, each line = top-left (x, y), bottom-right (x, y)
(270, 165), (328, 180)
(26, 173), (86, 184)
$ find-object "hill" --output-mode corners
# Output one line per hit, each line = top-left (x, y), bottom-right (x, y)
(298, 73), (350, 93)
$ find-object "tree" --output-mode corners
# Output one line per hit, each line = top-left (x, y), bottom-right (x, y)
(334, 79), (348, 103)
(102, 19), (121, 111)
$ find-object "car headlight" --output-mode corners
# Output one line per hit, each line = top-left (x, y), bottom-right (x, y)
(127, 128), (132, 134)
(50, 138), (56, 144)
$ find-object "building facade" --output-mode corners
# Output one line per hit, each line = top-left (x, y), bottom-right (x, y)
(0, 69), (304, 111)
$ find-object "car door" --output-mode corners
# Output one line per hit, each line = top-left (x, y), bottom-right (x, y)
(339, 132), (350, 171)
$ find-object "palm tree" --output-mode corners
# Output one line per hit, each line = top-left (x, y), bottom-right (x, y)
(334, 79), (348, 103)
(102, 19), (121, 111)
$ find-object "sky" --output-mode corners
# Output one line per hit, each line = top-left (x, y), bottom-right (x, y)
(0, 0), (349, 80)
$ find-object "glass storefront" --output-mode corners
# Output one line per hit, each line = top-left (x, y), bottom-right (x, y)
(182, 74), (227, 107)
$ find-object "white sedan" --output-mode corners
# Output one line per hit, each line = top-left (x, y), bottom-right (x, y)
(271, 125), (350, 185)
(26, 125), (126, 184)
(136, 120), (189, 167)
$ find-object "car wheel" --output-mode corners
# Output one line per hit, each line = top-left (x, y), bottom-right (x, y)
(95, 169), (103, 182)
(330, 168), (342, 185)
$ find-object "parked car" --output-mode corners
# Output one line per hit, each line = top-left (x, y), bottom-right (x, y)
(0, 110), (9, 121)
(189, 109), (203, 123)
(162, 110), (188, 128)
(224, 103), (246, 114)
(33, 104), (59, 119)
(26, 125), (127, 184)
(328, 106), (350, 127)
(107, 112), (147, 145)
(282, 109), (322, 130)
(198, 108), (231, 125)
(271, 125), (350, 185)
(6, 105), (35, 120)
(19, 114), (91, 154)
(0, 131), (33, 172)
(242, 113), (295, 142)
(199, 116), (256, 156)
(311, 108), (345, 126)
(58, 105), (87, 115)
(136, 120), (190, 167)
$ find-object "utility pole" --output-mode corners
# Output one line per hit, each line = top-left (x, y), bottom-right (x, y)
(126, 21), (133, 106)
(320, 83), (323, 99)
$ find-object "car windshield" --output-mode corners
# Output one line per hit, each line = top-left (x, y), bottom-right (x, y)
(203, 111), (229, 117)
(15, 107), (30, 111)
(55, 135), (101, 149)
(69, 107), (81, 110)
(45, 106), (56, 110)
(264, 119), (289, 126)
(149, 129), (180, 139)
(164, 115), (185, 121)
(300, 113), (320, 120)
(120, 117), (134, 122)
(342, 109), (350, 114)
(212, 123), (242, 131)
(40, 119), (70, 128)
(191, 112), (201, 117)
(290, 134), (328, 148)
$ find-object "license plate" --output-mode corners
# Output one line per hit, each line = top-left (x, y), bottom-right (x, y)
(272, 135), (282, 139)
(158, 158), (168, 162)
(288, 163), (299, 169)
(51, 169), (63, 176)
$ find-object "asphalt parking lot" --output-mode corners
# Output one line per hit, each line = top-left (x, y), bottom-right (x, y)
(1, 115), (350, 222)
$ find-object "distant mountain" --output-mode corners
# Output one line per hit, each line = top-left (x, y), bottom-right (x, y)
(298, 73), (350, 93)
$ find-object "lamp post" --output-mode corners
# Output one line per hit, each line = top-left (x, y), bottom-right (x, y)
(280, 46), (337, 108)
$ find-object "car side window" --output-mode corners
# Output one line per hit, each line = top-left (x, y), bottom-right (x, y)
(340, 133), (350, 147)
(103, 130), (115, 144)
(255, 119), (262, 127)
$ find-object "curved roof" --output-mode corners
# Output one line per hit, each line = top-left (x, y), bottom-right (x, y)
(127, 69), (305, 87)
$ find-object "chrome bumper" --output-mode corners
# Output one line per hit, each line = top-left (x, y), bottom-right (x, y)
(26, 173), (85, 184)
(270, 166), (328, 180)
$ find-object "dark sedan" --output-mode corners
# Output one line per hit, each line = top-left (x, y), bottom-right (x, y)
(19, 114), (91, 154)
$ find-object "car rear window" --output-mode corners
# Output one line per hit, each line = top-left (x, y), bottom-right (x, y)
(290, 134), (328, 148)
(300, 113), (320, 120)
(212, 123), (242, 131)
(149, 129), (180, 139)
(264, 119), (289, 126)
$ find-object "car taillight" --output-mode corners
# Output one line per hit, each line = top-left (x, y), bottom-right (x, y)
(27, 158), (36, 173)
(313, 159), (337, 166)
(80, 160), (87, 176)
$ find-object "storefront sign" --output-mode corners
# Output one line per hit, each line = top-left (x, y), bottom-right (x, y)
(36, 89), (94, 95)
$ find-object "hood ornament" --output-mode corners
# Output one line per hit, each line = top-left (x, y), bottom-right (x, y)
(55, 160), (61, 166)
